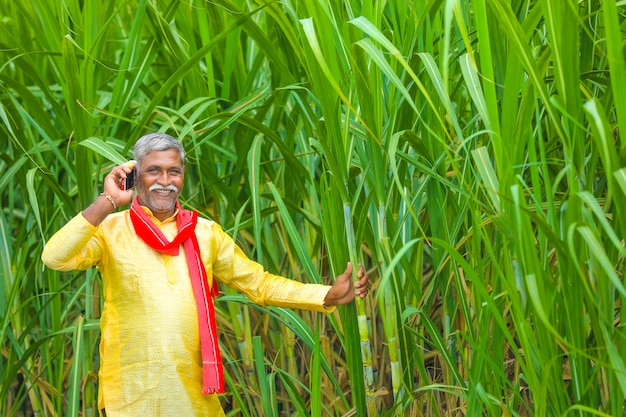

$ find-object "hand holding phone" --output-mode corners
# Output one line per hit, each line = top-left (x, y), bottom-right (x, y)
(121, 160), (137, 191)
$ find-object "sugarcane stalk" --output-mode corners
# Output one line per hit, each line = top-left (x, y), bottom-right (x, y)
(344, 204), (376, 416)
(377, 202), (404, 414)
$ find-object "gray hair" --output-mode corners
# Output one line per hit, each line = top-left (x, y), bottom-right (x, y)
(133, 133), (185, 166)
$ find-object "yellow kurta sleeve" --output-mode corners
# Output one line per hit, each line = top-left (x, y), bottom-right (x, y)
(197, 220), (334, 313)
(41, 212), (103, 271)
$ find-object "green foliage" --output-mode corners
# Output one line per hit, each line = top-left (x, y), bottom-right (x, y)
(1, 0), (625, 416)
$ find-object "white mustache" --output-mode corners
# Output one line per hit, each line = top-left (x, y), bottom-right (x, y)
(149, 184), (179, 193)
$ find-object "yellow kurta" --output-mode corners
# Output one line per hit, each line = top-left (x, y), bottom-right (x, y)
(41, 208), (333, 417)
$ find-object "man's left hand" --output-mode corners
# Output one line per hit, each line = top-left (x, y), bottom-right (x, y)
(323, 262), (369, 307)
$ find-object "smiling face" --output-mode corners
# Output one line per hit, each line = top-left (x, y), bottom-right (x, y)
(135, 148), (185, 221)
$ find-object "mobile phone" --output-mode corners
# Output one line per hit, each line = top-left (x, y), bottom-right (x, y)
(121, 160), (137, 191)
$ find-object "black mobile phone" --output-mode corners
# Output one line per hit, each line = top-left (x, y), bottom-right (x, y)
(122, 168), (136, 190)
(122, 161), (137, 190)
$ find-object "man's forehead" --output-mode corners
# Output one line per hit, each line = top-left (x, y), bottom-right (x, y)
(141, 149), (184, 166)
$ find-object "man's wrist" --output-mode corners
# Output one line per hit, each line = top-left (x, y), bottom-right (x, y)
(100, 193), (117, 210)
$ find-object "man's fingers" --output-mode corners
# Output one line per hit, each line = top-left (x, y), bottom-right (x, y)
(354, 267), (369, 297)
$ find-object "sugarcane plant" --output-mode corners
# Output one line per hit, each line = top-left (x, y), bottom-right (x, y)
(1, 0), (626, 416)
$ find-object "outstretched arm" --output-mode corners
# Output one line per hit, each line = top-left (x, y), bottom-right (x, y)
(323, 262), (369, 307)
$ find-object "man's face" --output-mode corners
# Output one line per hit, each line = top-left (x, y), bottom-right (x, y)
(135, 148), (184, 221)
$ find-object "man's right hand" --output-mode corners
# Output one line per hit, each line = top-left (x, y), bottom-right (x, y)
(82, 162), (136, 226)
(102, 161), (136, 207)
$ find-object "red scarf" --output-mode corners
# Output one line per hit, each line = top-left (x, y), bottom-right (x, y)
(129, 196), (224, 394)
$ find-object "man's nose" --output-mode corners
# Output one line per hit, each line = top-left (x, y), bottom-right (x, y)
(157, 171), (171, 184)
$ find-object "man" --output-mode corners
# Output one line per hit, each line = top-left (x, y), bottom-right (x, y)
(41, 132), (369, 416)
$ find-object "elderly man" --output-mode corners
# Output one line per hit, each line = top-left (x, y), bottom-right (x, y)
(42, 132), (369, 417)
